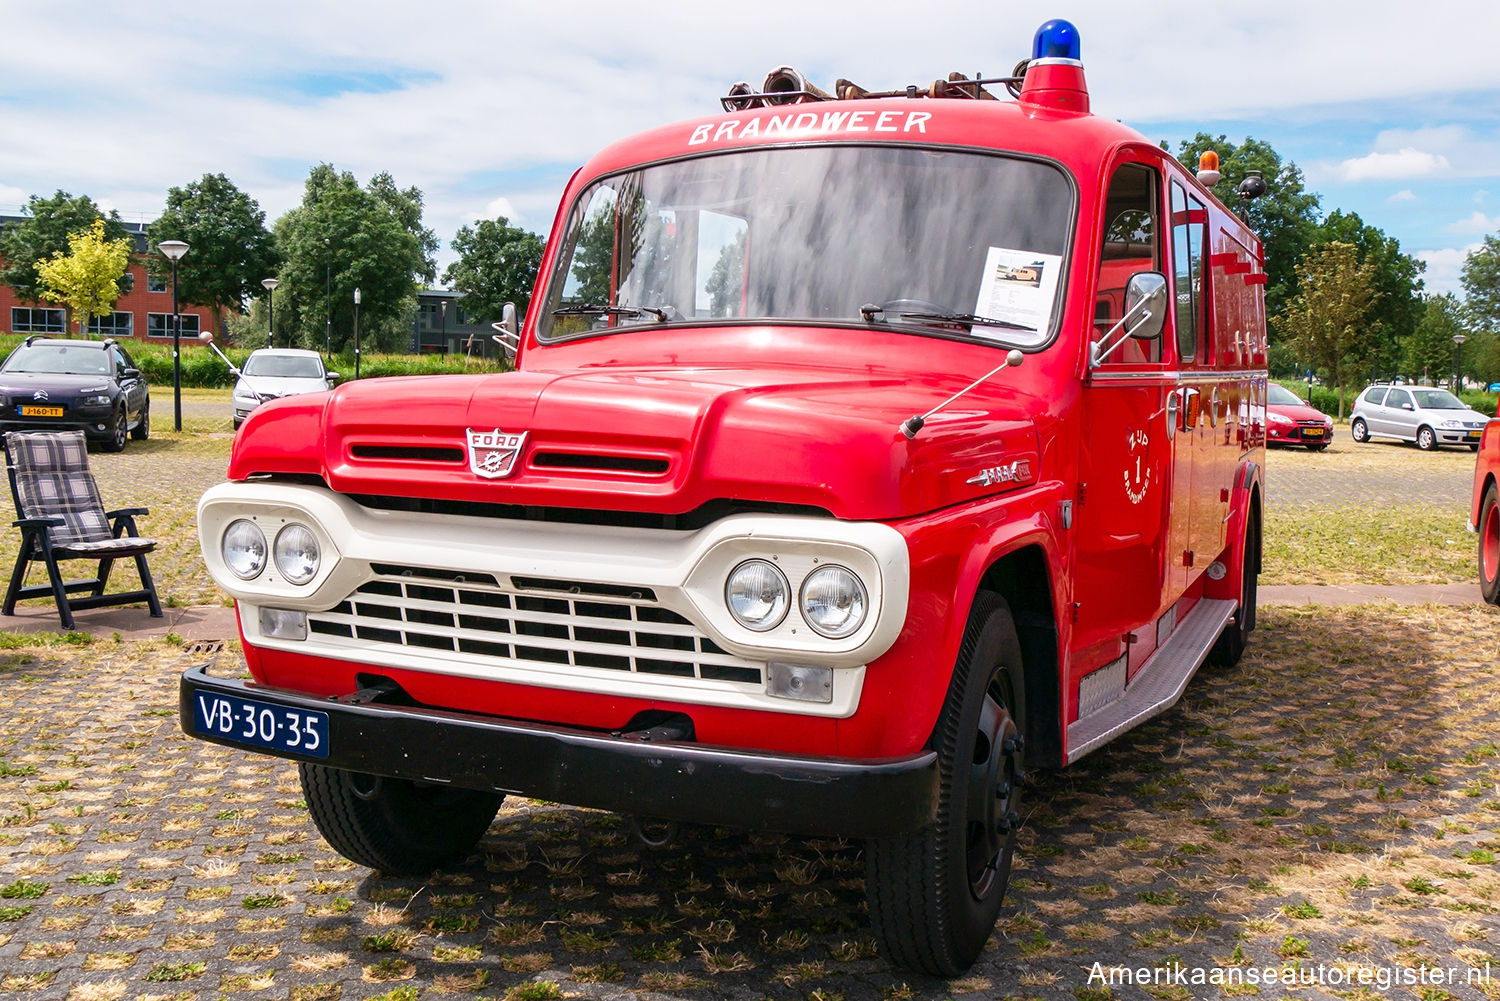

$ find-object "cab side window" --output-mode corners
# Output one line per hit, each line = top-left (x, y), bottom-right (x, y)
(1385, 388), (1411, 410)
(1095, 162), (1160, 364)
(1170, 182), (1206, 363)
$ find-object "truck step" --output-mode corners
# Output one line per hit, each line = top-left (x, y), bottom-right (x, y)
(1064, 598), (1235, 764)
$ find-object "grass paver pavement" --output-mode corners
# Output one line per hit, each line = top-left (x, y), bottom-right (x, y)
(0, 604), (1496, 1000)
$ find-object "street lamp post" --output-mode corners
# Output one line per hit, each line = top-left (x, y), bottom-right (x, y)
(1454, 333), (1468, 392)
(440, 300), (448, 356)
(157, 240), (190, 431)
(261, 278), (279, 349)
(324, 238), (331, 357)
(353, 287), (361, 380)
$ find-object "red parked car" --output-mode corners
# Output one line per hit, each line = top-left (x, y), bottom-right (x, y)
(1473, 420), (1500, 603)
(1266, 383), (1333, 451)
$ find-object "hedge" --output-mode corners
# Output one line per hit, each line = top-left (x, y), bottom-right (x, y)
(1276, 379), (1498, 419)
(0, 334), (500, 388)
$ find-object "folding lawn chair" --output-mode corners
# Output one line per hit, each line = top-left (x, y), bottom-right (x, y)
(2, 430), (163, 629)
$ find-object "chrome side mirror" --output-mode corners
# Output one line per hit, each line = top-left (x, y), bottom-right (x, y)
(1091, 271), (1167, 366)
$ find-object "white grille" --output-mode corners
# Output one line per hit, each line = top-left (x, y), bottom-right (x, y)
(305, 563), (764, 687)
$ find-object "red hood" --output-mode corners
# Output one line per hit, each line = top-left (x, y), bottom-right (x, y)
(1267, 401), (1329, 423)
(229, 362), (1043, 521)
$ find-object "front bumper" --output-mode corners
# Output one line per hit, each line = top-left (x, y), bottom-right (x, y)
(0, 407), (115, 439)
(180, 665), (938, 838)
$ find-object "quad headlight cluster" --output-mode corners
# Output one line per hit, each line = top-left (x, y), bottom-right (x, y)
(724, 559), (868, 639)
(222, 519), (321, 585)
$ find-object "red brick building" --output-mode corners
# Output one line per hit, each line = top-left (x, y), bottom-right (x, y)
(1, 218), (223, 344)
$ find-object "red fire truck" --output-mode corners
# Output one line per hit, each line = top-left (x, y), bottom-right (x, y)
(183, 19), (1268, 975)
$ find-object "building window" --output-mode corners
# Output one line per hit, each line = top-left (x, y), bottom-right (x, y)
(146, 312), (200, 337)
(11, 307), (66, 334)
(88, 312), (133, 337)
(147, 274), (167, 293)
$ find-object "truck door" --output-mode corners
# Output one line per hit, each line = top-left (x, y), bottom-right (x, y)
(1075, 159), (1172, 682)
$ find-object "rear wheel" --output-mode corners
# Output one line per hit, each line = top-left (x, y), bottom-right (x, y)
(299, 764), (503, 875)
(1210, 505), (1260, 667)
(1417, 425), (1437, 451)
(1480, 482), (1500, 605)
(866, 591), (1025, 976)
(1350, 418), (1369, 443)
(130, 402), (149, 440)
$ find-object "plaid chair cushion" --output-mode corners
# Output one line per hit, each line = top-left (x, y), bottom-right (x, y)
(5, 431), (113, 546)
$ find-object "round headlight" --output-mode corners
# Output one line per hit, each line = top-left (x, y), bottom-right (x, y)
(800, 565), (868, 639)
(273, 524), (321, 585)
(725, 559), (789, 631)
(222, 519), (267, 580)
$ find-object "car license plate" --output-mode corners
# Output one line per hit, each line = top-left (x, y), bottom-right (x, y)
(191, 691), (329, 758)
(18, 405), (63, 417)
(1302, 428), (1324, 437)
(1468, 430), (1483, 440)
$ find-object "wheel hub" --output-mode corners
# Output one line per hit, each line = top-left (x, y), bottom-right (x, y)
(964, 677), (1022, 900)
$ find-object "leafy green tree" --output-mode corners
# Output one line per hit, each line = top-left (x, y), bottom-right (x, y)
(443, 217), (545, 322)
(35, 220), (133, 336)
(1462, 233), (1500, 334)
(271, 165), (437, 352)
(1405, 293), (1467, 384)
(705, 229), (747, 317)
(145, 173), (277, 335)
(1, 191), (129, 304)
(1170, 135), (1321, 332)
(1311, 210), (1424, 380)
(1281, 241), (1377, 418)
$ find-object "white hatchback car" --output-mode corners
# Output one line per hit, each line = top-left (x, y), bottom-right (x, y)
(1349, 384), (1489, 451)
(233, 349), (339, 429)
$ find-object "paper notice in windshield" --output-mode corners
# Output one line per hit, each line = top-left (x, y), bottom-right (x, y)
(972, 247), (1062, 341)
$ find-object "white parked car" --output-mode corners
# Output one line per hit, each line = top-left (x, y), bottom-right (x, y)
(233, 349), (339, 429)
(1349, 384), (1489, 451)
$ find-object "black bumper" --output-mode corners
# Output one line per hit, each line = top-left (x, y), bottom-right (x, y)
(179, 666), (938, 839)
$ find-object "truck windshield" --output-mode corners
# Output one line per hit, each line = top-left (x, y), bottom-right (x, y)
(538, 145), (1073, 346)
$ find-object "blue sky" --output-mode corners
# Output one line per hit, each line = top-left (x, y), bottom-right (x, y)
(2, 0), (1496, 297)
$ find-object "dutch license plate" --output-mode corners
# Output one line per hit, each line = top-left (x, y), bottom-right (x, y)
(1302, 428), (1324, 437)
(1468, 430), (1483, 440)
(18, 405), (63, 417)
(191, 691), (329, 758)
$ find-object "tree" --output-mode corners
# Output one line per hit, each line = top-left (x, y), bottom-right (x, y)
(1170, 135), (1321, 332)
(35, 220), (133, 336)
(1, 191), (129, 304)
(1462, 234), (1500, 334)
(705, 229), (746, 317)
(443, 217), (545, 323)
(1405, 293), (1467, 385)
(271, 165), (437, 353)
(1281, 241), (1377, 418)
(1311, 210), (1424, 380)
(144, 173), (277, 335)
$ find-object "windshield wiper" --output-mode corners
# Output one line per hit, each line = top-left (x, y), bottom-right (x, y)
(552, 303), (668, 322)
(893, 310), (1036, 332)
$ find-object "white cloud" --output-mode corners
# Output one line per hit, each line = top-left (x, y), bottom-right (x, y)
(1339, 147), (1449, 182)
(1387, 189), (1417, 203)
(1449, 212), (1500, 234)
(483, 198), (517, 222)
(1416, 245), (1482, 296)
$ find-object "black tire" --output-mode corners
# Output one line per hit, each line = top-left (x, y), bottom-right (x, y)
(1480, 482), (1500, 606)
(866, 591), (1025, 976)
(102, 406), (127, 453)
(1305, 443), (1328, 452)
(130, 403), (149, 440)
(1417, 425), (1437, 451)
(1471, 444), (1481, 452)
(299, 763), (502, 875)
(1350, 418), (1369, 443)
(1210, 504), (1260, 667)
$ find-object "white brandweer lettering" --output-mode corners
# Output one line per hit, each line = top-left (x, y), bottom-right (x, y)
(686, 108), (936, 147)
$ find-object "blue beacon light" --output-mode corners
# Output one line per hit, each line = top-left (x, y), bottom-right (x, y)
(1032, 19), (1081, 62)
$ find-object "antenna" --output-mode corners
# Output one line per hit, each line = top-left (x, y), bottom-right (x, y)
(900, 350), (1024, 439)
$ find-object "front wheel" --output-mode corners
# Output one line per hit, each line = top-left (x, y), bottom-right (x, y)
(299, 764), (503, 875)
(1480, 482), (1500, 605)
(102, 406), (127, 452)
(1417, 425), (1437, 451)
(1350, 418), (1370, 443)
(866, 591), (1025, 976)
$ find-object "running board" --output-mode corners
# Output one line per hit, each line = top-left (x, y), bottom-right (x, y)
(1064, 598), (1235, 764)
